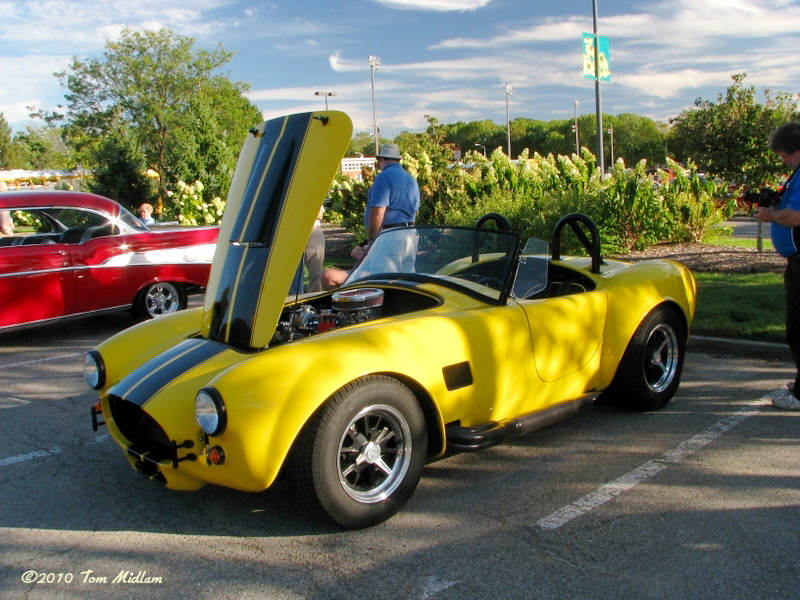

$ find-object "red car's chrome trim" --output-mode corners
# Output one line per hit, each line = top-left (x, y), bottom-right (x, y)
(0, 267), (74, 278)
(0, 304), (131, 332)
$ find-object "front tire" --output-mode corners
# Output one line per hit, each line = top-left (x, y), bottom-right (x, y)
(133, 282), (186, 320)
(291, 375), (427, 529)
(602, 305), (686, 411)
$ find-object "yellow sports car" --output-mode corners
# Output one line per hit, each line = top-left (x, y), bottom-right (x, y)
(85, 111), (697, 529)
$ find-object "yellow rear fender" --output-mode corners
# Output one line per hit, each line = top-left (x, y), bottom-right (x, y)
(596, 260), (696, 384)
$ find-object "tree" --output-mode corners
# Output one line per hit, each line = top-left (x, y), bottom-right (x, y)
(12, 125), (73, 170)
(668, 73), (799, 185)
(609, 114), (666, 167)
(46, 27), (261, 212)
(0, 113), (15, 168)
(88, 130), (156, 207)
(346, 131), (389, 156)
(441, 119), (505, 156)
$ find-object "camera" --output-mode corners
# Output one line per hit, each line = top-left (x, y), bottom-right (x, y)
(743, 187), (781, 208)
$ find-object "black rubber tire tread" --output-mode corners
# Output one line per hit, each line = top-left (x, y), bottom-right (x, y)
(288, 375), (427, 529)
(601, 305), (686, 412)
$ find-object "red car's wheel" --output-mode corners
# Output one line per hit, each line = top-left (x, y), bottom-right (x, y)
(134, 282), (186, 320)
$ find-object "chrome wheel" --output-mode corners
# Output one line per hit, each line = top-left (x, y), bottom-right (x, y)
(290, 375), (427, 528)
(143, 282), (181, 317)
(337, 404), (413, 504)
(601, 306), (686, 411)
(643, 322), (680, 393)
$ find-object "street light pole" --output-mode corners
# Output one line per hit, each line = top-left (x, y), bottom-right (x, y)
(608, 124), (615, 165)
(593, 0), (605, 176)
(504, 81), (513, 157)
(573, 99), (580, 155)
(368, 55), (381, 156)
(314, 90), (337, 110)
(474, 143), (486, 157)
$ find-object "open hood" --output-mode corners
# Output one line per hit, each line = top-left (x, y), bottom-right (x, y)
(201, 111), (352, 350)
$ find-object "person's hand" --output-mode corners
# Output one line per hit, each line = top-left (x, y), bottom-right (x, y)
(755, 207), (773, 222)
(351, 243), (367, 261)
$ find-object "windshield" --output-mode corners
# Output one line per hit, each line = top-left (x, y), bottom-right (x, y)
(512, 237), (550, 299)
(345, 226), (520, 303)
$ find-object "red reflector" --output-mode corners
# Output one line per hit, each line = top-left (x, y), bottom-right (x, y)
(207, 446), (225, 465)
(94, 400), (102, 413)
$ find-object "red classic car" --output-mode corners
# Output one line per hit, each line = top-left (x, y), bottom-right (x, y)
(0, 190), (218, 332)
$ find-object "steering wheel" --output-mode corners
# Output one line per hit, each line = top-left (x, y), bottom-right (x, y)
(550, 213), (602, 274)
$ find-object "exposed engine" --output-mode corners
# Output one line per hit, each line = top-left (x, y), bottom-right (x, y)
(271, 288), (385, 345)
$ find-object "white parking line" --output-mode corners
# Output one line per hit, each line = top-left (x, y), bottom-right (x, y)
(0, 436), (109, 468)
(3, 352), (84, 369)
(0, 447), (62, 467)
(420, 576), (459, 599)
(536, 399), (769, 531)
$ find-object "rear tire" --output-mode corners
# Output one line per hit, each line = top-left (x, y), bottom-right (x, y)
(290, 375), (427, 529)
(133, 282), (186, 320)
(601, 305), (686, 411)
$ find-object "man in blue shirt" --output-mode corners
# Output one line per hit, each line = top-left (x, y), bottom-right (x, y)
(756, 122), (800, 409)
(322, 143), (420, 289)
(364, 143), (420, 242)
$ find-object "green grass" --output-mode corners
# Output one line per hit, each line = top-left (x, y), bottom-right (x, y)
(705, 235), (774, 250)
(692, 271), (786, 342)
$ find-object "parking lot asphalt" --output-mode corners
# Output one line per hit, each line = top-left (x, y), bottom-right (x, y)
(2, 315), (798, 600)
(689, 334), (790, 361)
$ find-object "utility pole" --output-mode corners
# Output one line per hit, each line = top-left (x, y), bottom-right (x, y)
(368, 56), (381, 156)
(573, 100), (580, 154)
(608, 124), (615, 166)
(314, 90), (337, 110)
(592, 0), (605, 176)
(504, 81), (513, 157)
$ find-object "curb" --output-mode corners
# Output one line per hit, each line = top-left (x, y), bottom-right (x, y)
(689, 334), (791, 361)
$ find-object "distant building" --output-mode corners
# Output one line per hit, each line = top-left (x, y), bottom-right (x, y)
(0, 168), (89, 191)
(340, 157), (376, 181)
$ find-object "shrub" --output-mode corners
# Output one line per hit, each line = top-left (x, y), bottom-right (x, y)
(327, 147), (726, 255)
(163, 180), (225, 226)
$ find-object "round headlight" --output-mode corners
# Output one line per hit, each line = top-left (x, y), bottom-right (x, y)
(195, 387), (226, 436)
(83, 350), (105, 390)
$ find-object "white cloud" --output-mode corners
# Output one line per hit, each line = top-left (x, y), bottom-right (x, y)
(0, 0), (228, 47)
(2, 0), (800, 138)
(329, 51), (366, 73)
(0, 54), (72, 126)
(370, 0), (491, 11)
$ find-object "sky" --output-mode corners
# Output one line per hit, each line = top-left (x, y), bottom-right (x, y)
(2, 0), (800, 142)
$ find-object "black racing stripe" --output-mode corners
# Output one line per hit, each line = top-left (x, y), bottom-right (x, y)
(226, 246), (271, 350)
(229, 118), (286, 242)
(207, 244), (248, 342)
(108, 338), (228, 407)
(209, 113), (312, 349)
(231, 113), (311, 244)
